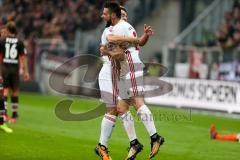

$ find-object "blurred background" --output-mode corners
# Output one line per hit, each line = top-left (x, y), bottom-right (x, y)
(0, 0), (239, 113)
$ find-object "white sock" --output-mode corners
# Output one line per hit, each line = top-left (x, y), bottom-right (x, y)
(99, 114), (116, 147)
(120, 111), (137, 142)
(137, 105), (157, 136)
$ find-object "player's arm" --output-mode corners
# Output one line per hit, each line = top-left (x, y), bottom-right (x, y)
(107, 34), (140, 45)
(109, 24), (154, 46)
(138, 34), (149, 46)
(20, 54), (30, 81)
(19, 42), (30, 81)
(138, 24), (153, 46)
(100, 45), (122, 56)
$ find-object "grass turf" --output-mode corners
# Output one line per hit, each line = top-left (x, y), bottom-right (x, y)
(0, 92), (240, 160)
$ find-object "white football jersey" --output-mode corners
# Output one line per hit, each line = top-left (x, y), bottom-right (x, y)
(110, 20), (139, 54)
(101, 27), (111, 63)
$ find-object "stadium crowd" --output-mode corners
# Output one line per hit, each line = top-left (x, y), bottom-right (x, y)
(0, 0), (128, 40)
(0, 0), (128, 77)
(193, 0), (240, 81)
(213, 1), (240, 81)
(214, 0), (240, 49)
(204, 0), (240, 49)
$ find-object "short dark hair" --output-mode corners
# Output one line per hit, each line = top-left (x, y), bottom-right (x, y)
(6, 21), (17, 34)
(104, 2), (121, 19)
(120, 6), (127, 13)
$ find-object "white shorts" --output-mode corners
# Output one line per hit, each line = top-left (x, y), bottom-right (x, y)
(117, 50), (145, 100)
(98, 61), (118, 107)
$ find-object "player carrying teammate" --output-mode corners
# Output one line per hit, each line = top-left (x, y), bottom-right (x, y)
(95, 4), (141, 160)
(95, 4), (153, 160)
(94, 2), (164, 159)
(0, 22), (30, 123)
(105, 2), (164, 159)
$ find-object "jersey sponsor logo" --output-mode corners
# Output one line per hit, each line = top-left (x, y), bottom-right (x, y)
(6, 38), (18, 43)
(3, 59), (18, 64)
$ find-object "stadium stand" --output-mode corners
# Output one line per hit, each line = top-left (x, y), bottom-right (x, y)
(165, 0), (240, 82)
(0, 0), (128, 40)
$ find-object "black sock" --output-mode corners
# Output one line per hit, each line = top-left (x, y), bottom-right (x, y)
(130, 139), (140, 146)
(11, 96), (19, 118)
(150, 133), (159, 141)
(0, 98), (5, 125)
(4, 96), (7, 115)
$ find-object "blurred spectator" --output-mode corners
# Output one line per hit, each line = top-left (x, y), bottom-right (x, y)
(209, 0), (240, 51)
(0, 0), (129, 79)
(0, 0), (129, 40)
(201, 0), (240, 81)
(209, 63), (219, 80)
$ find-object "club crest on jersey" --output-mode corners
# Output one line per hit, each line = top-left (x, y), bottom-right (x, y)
(128, 27), (133, 30)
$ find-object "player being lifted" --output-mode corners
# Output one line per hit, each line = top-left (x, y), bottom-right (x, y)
(0, 22), (30, 123)
(0, 26), (13, 133)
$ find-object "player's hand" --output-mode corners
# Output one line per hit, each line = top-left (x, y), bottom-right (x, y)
(110, 46), (125, 61)
(23, 72), (30, 81)
(144, 24), (154, 36)
(100, 45), (108, 56)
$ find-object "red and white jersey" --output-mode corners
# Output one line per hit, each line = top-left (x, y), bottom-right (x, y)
(100, 26), (116, 81)
(110, 20), (140, 55)
(101, 27), (111, 64)
(110, 20), (142, 67)
(99, 27), (118, 104)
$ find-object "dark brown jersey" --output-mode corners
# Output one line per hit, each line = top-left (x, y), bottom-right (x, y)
(0, 37), (26, 67)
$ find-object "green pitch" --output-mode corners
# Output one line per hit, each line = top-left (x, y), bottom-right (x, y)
(0, 92), (239, 160)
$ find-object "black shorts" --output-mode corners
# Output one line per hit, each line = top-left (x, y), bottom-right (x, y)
(2, 65), (19, 89)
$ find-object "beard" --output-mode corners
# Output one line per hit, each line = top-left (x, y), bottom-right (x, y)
(105, 20), (111, 28)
